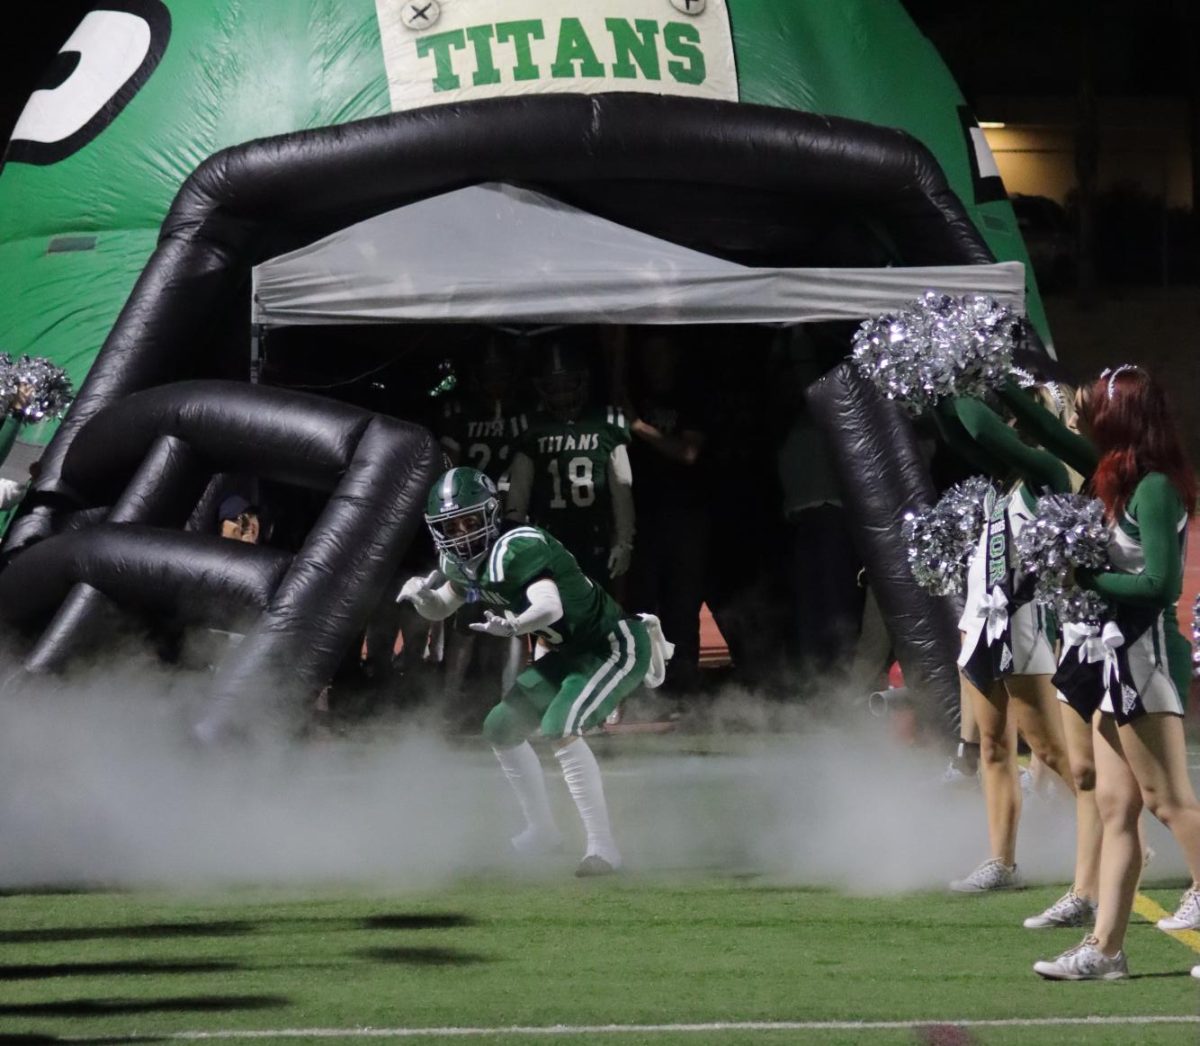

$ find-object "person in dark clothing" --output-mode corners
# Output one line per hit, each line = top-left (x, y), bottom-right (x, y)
(776, 337), (864, 680)
(625, 333), (708, 695)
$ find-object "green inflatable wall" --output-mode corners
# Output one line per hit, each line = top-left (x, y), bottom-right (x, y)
(0, 0), (1044, 462)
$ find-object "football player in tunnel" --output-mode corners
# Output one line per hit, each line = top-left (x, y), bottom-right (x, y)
(399, 467), (671, 876)
(437, 339), (529, 721)
(438, 339), (526, 493)
(505, 342), (634, 589)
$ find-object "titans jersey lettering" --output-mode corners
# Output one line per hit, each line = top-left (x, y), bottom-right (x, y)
(516, 406), (629, 525)
(440, 402), (527, 491)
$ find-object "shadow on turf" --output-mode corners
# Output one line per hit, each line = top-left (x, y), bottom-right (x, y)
(0, 995), (287, 1017)
(0, 921), (252, 944)
(0, 960), (242, 981)
(0, 913), (476, 946)
(1129, 970), (1197, 980)
(361, 913), (477, 930)
(354, 945), (487, 966)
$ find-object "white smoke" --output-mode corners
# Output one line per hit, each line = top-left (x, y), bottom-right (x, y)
(0, 664), (1187, 892)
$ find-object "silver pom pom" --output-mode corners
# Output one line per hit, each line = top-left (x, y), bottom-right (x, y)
(4, 355), (74, 422)
(0, 353), (16, 407)
(852, 291), (1019, 415)
(1015, 493), (1112, 624)
(1192, 594), (1199, 678)
(903, 476), (994, 595)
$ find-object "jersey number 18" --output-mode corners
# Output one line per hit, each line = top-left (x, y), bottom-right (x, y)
(547, 456), (595, 509)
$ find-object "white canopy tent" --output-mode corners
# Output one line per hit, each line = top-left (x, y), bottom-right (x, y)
(251, 183), (1025, 328)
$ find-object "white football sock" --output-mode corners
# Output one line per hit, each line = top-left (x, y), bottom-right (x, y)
(493, 742), (560, 852)
(555, 737), (621, 867)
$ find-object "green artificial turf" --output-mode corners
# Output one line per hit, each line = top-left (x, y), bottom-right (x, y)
(1, 877), (1198, 1044)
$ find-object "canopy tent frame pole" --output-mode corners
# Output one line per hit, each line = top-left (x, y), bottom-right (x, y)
(249, 323), (265, 385)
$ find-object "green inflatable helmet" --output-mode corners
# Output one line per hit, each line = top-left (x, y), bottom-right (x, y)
(0, 0), (1044, 463)
(0, 0), (1039, 731)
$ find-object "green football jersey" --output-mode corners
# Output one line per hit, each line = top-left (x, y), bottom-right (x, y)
(438, 400), (522, 491)
(440, 524), (623, 652)
(515, 406), (630, 538)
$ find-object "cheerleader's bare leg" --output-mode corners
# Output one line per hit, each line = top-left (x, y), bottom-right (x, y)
(1004, 674), (1075, 790)
(965, 672), (1021, 867)
(1092, 714), (1144, 955)
(1057, 707), (1101, 901)
(1119, 714), (1200, 886)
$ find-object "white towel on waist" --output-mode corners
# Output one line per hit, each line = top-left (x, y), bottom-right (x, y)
(638, 613), (675, 689)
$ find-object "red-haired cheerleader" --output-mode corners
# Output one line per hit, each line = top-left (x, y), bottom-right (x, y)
(1014, 366), (1198, 980)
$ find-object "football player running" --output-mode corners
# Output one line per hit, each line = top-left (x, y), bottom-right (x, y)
(505, 342), (634, 587)
(399, 467), (671, 876)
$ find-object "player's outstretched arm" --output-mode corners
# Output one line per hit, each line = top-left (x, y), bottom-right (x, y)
(470, 579), (564, 638)
(397, 574), (465, 621)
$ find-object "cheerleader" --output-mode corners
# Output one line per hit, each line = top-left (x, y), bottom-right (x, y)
(1013, 366), (1200, 980)
(934, 388), (1084, 913)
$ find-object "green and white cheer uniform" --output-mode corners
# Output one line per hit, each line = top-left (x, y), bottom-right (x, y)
(1084, 473), (1190, 719)
(996, 387), (1191, 721)
(941, 396), (1067, 689)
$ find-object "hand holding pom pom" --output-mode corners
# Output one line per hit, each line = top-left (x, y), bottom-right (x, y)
(903, 475), (995, 595)
(1014, 493), (1112, 626)
(852, 291), (1020, 415)
(1, 355), (74, 423)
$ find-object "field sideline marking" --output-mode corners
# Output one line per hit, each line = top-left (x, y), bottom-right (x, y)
(51, 1016), (1200, 1041)
(1134, 893), (1200, 953)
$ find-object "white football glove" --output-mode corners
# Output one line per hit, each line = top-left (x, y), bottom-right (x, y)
(397, 573), (441, 617)
(0, 477), (23, 511)
(469, 609), (519, 638)
(607, 542), (633, 579)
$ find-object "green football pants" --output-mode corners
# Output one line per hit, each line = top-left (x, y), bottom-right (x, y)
(482, 617), (650, 746)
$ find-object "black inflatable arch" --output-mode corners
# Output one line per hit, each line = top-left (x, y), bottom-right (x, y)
(1, 381), (439, 736)
(1, 92), (1002, 728)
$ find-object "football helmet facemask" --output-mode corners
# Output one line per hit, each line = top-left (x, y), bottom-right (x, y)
(425, 467), (501, 565)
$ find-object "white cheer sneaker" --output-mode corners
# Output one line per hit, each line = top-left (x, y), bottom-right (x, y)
(1024, 890), (1097, 929)
(1033, 935), (1128, 981)
(1156, 885), (1200, 931)
(950, 857), (1024, 893)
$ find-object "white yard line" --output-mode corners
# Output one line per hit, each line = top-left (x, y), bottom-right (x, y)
(55, 1016), (1200, 1041)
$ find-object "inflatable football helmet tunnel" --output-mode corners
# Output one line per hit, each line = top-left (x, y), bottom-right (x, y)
(0, 2), (1050, 735)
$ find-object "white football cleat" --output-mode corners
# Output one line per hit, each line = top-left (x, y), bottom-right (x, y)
(575, 853), (620, 877)
(951, 858), (1024, 893)
(1033, 935), (1128, 980)
(510, 824), (563, 857)
(1156, 885), (1200, 931)
(1023, 890), (1097, 929)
